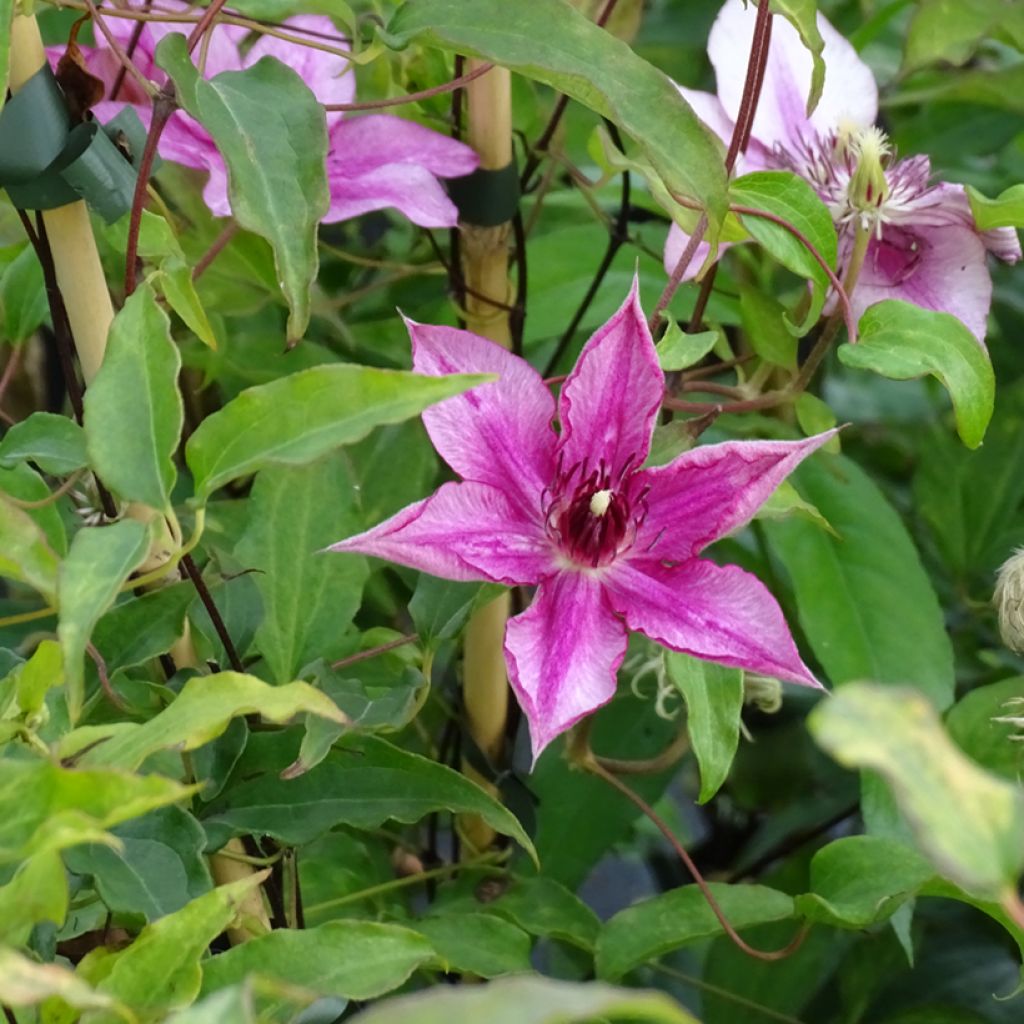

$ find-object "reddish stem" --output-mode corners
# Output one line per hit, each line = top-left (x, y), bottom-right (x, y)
(653, 0), (775, 334)
(331, 634), (419, 671)
(193, 222), (239, 280)
(589, 755), (810, 962)
(185, 0), (231, 54)
(324, 62), (494, 112)
(123, 91), (175, 297)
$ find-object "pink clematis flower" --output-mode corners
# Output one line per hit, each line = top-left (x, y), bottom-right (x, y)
(665, 0), (1021, 340)
(329, 282), (831, 761)
(66, 4), (477, 227)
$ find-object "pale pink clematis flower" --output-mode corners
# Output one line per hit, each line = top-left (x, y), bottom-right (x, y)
(665, 0), (1021, 340)
(329, 282), (832, 761)
(65, 5), (477, 227)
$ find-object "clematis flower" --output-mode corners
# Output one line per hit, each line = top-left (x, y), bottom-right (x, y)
(62, 4), (477, 227)
(665, 0), (1021, 341)
(329, 282), (831, 761)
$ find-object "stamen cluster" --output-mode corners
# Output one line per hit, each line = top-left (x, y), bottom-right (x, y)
(544, 455), (648, 568)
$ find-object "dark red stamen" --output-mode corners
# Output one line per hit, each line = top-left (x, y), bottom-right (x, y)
(545, 454), (647, 568)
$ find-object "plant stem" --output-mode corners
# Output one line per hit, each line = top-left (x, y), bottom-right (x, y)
(543, 121), (630, 377)
(581, 743), (809, 962)
(793, 222), (870, 392)
(459, 62), (515, 851)
(305, 850), (508, 918)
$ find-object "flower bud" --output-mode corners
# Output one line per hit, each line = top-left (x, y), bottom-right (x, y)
(743, 673), (783, 714)
(995, 547), (1024, 655)
(847, 126), (890, 214)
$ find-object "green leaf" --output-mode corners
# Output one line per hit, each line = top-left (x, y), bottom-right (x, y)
(595, 883), (795, 980)
(90, 583), (195, 677)
(103, 210), (218, 348)
(0, 947), (123, 1015)
(762, 454), (955, 708)
(666, 652), (743, 803)
(185, 364), (492, 503)
(966, 183), (1024, 231)
(11, 637), (62, 715)
(809, 683), (1024, 901)
(0, 0), (11, 116)
(199, 919), (434, 1001)
(94, 872), (269, 1022)
(155, 34), (329, 344)
(235, 454), (368, 683)
(945, 677), (1024, 781)
(768, 0), (826, 112)
(164, 980), (316, 1024)
(913, 383), (1024, 578)
(481, 876), (601, 952)
(0, 850), (68, 944)
(83, 283), (183, 511)
(0, 412), (88, 475)
(841, 300), (995, 449)
(0, 757), (194, 863)
(795, 836), (935, 929)
(386, 0), (729, 235)
(756, 478), (835, 534)
(0, 492), (60, 601)
(794, 392), (838, 444)
(413, 913), (533, 978)
(356, 976), (700, 1024)
(730, 172), (838, 325)
(64, 806), (213, 923)
(0, 245), (48, 344)
(905, 0), (1024, 70)
(72, 671), (347, 772)
(654, 320), (720, 372)
(409, 576), (499, 651)
(57, 519), (151, 721)
(0, 462), (66, 554)
(203, 734), (536, 860)
(739, 285), (798, 369)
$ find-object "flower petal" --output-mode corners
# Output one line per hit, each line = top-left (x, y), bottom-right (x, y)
(663, 222), (736, 282)
(606, 557), (820, 688)
(636, 433), (835, 561)
(323, 116), (478, 227)
(557, 278), (663, 477)
(325, 162), (462, 228)
(505, 571), (628, 762)
(245, 15), (354, 115)
(707, 0), (877, 152)
(326, 481), (555, 586)
(851, 220), (993, 341)
(407, 319), (557, 514)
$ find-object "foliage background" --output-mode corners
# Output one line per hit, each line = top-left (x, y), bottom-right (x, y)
(1, 0), (1024, 1022)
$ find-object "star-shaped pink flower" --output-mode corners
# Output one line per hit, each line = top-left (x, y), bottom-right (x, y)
(666, 0), (1021, 341)
(329, 282), (831, 761)
(63, 4), (477, 227)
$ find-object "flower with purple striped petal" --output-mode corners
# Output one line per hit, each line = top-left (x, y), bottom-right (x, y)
(328, 281), (832, 762)
(665, 0), (1020, 341)
(55, 2), (477, 228)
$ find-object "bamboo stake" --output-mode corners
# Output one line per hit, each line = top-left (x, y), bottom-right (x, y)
(459, 63), (514, 851)
(9, 12), (268, 938)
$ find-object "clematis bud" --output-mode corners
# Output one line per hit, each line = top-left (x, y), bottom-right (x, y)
(743, 673), (783, 714)
(847, 126), (890, 218)
(995, 548), (1024, 654)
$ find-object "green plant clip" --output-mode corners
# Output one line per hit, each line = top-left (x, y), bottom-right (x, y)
(447, 161), (520, 227)
(0, 64), (153, 223)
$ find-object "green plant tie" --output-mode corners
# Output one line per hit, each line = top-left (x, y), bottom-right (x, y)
(0, 65), (152, 223)
(448, 160), (520, 227)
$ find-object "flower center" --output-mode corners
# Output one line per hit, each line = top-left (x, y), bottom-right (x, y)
(545, 457), (647, 568)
